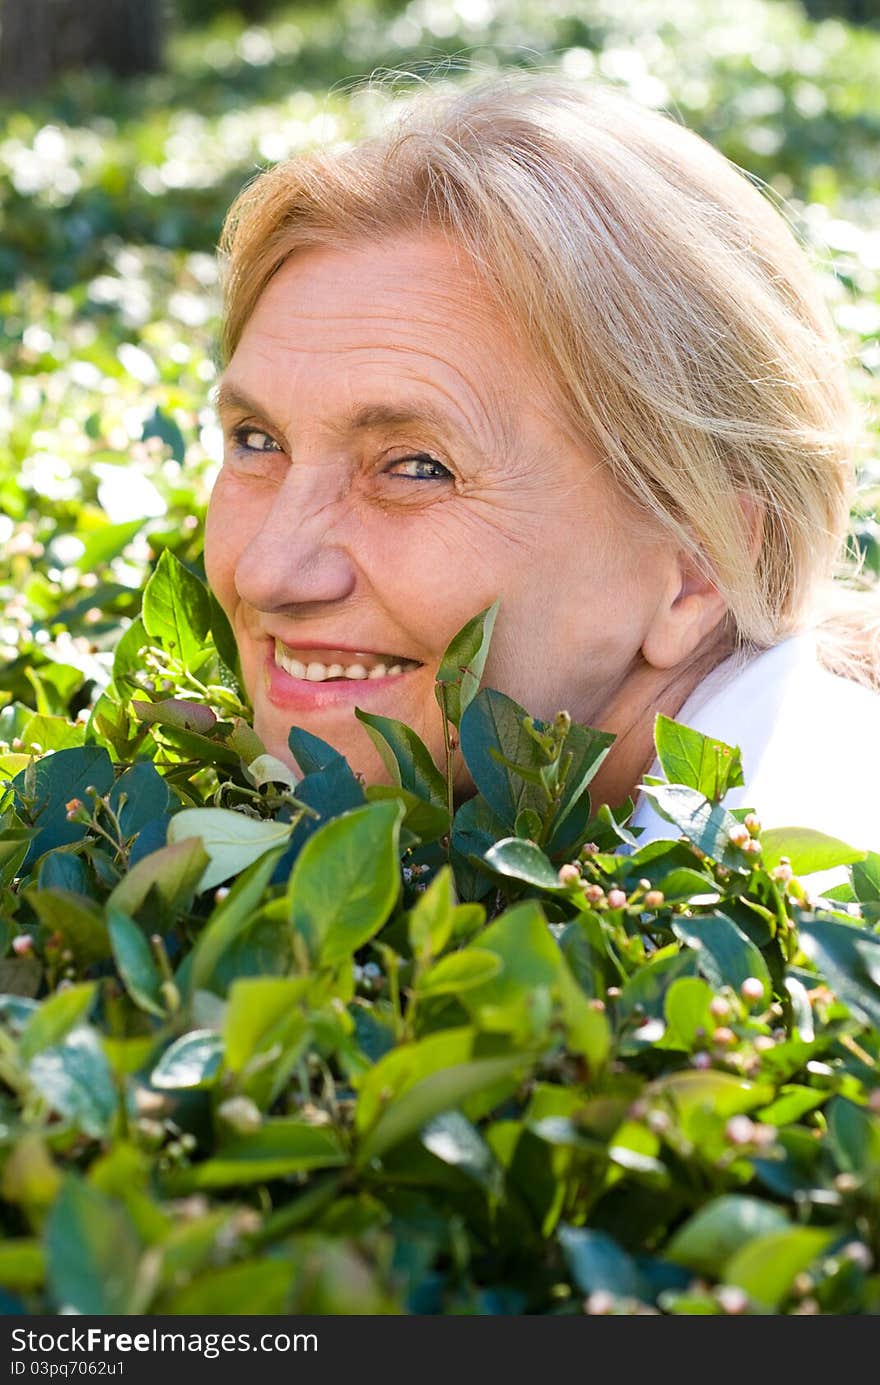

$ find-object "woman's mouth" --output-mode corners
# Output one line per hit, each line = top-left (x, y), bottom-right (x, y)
(264, 637), (423, 711)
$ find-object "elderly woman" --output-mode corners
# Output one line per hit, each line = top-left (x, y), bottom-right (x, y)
(205, 72), (880, 854)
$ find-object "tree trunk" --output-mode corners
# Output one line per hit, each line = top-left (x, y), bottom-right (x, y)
(0, 0), (164, 98)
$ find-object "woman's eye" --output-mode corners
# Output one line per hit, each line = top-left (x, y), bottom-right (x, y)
(232, 427), (283, 454)
(386, 454), (452, 481)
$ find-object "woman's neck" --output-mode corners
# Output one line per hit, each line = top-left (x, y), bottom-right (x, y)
(588, 634), (735, 816)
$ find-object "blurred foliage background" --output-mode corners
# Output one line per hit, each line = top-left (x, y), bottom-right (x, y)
(1, 0), (879, 738)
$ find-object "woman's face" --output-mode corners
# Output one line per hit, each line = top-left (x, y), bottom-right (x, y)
(206, 233), (679, 792)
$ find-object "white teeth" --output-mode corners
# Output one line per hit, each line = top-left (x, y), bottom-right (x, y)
(274, 639), (414, 681)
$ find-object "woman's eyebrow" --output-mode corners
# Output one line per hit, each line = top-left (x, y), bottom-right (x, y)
(215, 381), (470, 444)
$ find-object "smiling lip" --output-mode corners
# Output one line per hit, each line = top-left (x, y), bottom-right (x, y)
(263, 641), (421, 713)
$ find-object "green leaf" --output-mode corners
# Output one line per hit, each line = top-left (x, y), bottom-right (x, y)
(0, 1240), (45, 1292)
(151, 1030), (224, 1089)
(167, 806), (293, 893)
(112, 616), (149, 686)
(654, 715), (744, 802)
(636, 784), (743, 865)
(483, 836), (565, 892)
(162, 1258), (295, 1315)
(288, 800), (404, 967)
(27, 889), (110, 965)
(417, 948), (504, 997)
(365, 783), (450, 844)
(459, 689), (549, 830)
(723, 1227), (834, 1310)
(19, 983), (97, 1061)
(434, 600), (500, 729)
(666, 1196), (789, 1276)
(132, 697), (217, 736)
(29, 1027), (118, 1137)
(761, 827), (865, 875)
(672, 912), (771, 1001)
(797, 916), (880, 1029)
(546, 722), (615, 845)
(178, 1119), (345, 1188)
(662, 977), (715, 1050)
(141, 548), (211, 667)
(852, 851), (880, 904)
(107, 908), (166, 1018)
(354, 708), (447, 807)
(408, 865), (456, 960)
(357, 1052), (528, 1167)
(223, 976), (309, 1074)
(190, 846), (288, 994)
(76, 518), (144, 572)
(826, 1096), (880, 1173)
(108, 836), (209, 924)
(46, 1176), (141, 1314)
(558, 1226), (645, 1300)
(12, 745), (114, 866)
(421, 1111), (503, 1195)
(650, 1069), (773, 1142)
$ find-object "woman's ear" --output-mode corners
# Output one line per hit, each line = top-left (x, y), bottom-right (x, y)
(641, 550), (728, 671)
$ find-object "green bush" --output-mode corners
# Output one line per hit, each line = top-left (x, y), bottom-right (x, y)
(0, 579), (879, 1316)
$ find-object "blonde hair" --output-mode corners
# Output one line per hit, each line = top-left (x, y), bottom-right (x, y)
(219, 70), (880, 686)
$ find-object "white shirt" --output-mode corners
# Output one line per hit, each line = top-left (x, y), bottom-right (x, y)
(628, 632), (880, 891)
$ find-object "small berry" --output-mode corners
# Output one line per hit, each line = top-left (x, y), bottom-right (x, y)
(607, 888), (627, 909)
(11, 934), (34, 956)
(638, 878), (652, 891)
(585, 1290), (615, 1316)
(753, 1035), (775, 1053)
(709, 996), (730, 1019)
(214, 886), (230, 904)
(579, 843), (599, 858)
(605, 986), (621, 1000)
(728, 824), (750, 847)
(217, 1096), (262, 1134)
(712, 1026), (736, 1047)
(643, 889), (664, 909)
(843, 1242), (873, 1271)
(725, 1115), (756, 1145)
(691, 1051), (712, 1070)
(742, 838), (761, 855)
(740, 977), (765, 1004)
(771, 862), (793, 883)
(589, 998), (606, 1012)
(557, 863), (581, 886)
(716, 1285), (748, 1315)
(584, 884), (605, 905)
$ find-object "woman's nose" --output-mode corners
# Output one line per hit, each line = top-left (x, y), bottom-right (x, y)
(232, 468), (357, 613)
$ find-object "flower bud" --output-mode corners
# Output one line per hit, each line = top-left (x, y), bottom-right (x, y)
(712, 1026), (737, 1048)
(585, 1290), (615, 1316)
(740, 977), (765, 1004)
(744, 813), (761, 834)
(11, 934), (34, 956)
(843, 1242), (873, 1271)
(725, 1115), (756, 1145)
(728, 824), (750, 847)
(753, 1035), (775, 1053)
(716, 1285), (748, 1315)
(691, 1051), (712, 1070)
(709, 996), (730, 1019)
(742, 838), (761, 855)
(583, 884), (605, 905)
(217, 1096), (262, 1134)
(643, 890), (664, 909)
(607, 888), (627, 909)
(771, 862), (793, 883)
(557, 863), (581, 886)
